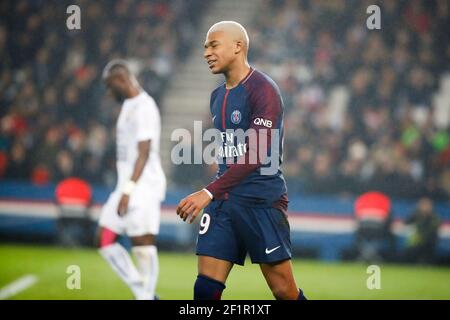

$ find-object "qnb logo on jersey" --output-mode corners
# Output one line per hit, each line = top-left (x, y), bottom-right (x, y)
(231, 110), (242, 124)
(253, 117), (272, 128)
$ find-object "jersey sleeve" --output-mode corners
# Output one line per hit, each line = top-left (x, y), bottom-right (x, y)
(136, 97), (159, 142)
(205, 80), (283, 199)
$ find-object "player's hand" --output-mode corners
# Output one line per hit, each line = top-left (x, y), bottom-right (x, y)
(117, 194), (130, 217)
(176, 190), (212, 224)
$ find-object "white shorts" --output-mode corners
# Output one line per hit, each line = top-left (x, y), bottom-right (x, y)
(98, 187), (161, 237)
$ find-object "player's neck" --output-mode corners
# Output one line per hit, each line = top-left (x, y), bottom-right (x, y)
(127, 86), (141, 99)
(224, 62), (251, 89)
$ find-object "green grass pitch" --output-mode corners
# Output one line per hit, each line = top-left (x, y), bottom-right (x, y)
(0, 244), (449, 300)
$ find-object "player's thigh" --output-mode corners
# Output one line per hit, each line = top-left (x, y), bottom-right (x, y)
(233, 206), (292, 264)
(198, 255), (234, 284)
(196, 201), (246, 267)
(98, 192), (124, 235)
(125, 194), (161, 237)
(259, 259), (298, 299)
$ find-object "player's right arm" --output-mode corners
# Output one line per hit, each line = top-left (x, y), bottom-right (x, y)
(117, 140), (151, 216)
(117, 96), (159, 216)
(176, 89), (220, 223)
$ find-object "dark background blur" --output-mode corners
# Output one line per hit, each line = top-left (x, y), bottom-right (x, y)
(0, 0), (449, 202)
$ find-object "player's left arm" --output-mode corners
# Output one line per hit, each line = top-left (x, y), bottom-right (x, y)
(177, 81), (282, 223)
(118, 140), (151, 216)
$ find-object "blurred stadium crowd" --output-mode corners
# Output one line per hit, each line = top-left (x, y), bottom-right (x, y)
(0, 0), (449, 201)
(249, 0), (450, 200)
(0, 0), (204, 187)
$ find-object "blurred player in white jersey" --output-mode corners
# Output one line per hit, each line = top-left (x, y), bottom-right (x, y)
(98, 60), (166, 300)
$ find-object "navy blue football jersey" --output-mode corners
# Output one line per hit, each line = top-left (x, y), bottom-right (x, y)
(205, 68), (288, 211)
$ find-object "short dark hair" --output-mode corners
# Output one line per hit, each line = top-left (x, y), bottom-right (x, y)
(102, 59), (131, 80)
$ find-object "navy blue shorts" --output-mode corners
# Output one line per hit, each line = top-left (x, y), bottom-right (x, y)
(196, 199), (292, 265)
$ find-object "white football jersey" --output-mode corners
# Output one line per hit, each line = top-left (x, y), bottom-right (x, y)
(115, 91), (166, 200)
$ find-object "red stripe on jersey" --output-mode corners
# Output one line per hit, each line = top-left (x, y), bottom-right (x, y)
(221, 89), (230, 130)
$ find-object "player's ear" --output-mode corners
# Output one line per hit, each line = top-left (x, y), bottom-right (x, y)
(234, 40), (243, 55)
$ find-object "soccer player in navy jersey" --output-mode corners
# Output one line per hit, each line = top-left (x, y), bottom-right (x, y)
(176, 21), (307, 300)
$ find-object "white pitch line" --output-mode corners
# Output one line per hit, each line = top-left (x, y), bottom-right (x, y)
(0, 274), (39, 300)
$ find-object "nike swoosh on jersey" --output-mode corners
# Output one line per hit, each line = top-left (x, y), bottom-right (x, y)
(265, 246), (281, 254)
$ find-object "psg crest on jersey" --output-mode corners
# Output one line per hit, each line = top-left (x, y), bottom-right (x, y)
(231, 110), (242, 124)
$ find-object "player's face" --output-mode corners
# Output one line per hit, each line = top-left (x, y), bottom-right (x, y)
(204, 31), (236, 74)
(104, 74), (128, 102)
